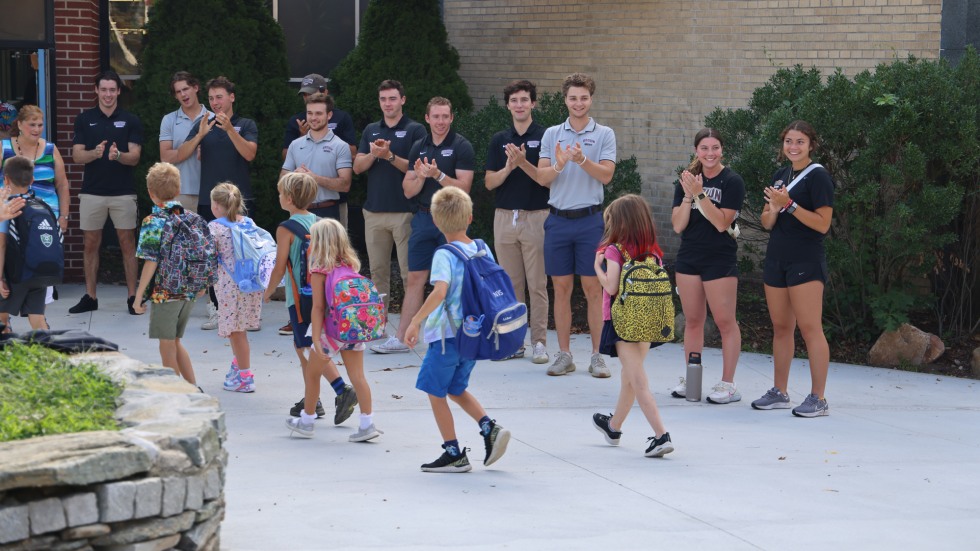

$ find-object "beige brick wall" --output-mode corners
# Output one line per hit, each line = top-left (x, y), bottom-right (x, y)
(443, 0), (942, 254)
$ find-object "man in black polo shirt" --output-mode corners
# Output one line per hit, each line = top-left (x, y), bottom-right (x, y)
(69, 70), (144, 315)
(178, 76), (257, 330)
(485, 80), (550, 364)
(388, 97), (474, 354)
(352, 80), (427, 354)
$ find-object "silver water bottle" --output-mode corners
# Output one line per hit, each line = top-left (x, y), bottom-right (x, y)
(685, 352), (702, 402)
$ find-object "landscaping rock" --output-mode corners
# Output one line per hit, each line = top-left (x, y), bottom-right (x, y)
(28, 497), (66, 535)
(0, 432), (152, 491)
(97, 481), (137, 523)
(868, 323), (944, 366)
(177, 513), (222, 551)
(90, 511), (195, 546)
(132, 478), (163, 519)
(62, 493), (98, 527)
(161, 477), (187, 517)
(0, 503), (30, 543)
(61, 524), (111, 539)
(100, 533), (180, 551)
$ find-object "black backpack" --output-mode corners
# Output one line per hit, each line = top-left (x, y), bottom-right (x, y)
(3, 194), (63, 289)
(279, 218), (315, 323)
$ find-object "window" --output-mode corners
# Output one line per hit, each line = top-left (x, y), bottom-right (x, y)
(108, 0), (148, 79)
(273, 0), (368, 81)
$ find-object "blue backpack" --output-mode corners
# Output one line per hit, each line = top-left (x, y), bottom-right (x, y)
(280, 218), (314, 323)
(214, 216), (277, 293)
(437, 239), (527, 361)
(3, 194), (64, 289)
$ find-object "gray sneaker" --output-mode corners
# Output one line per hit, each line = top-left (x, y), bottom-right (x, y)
(589, 353), (611, 378)
(547, 351), (575, 376)
(792, 394), (829, 417)
(370, 336), (410, 354)
(201, 302), (219, 330)
(285, 417), (314, 438)
(531, 342), (549, 364)
(349, 424), (383, 442)
(751, 387), (792, 410)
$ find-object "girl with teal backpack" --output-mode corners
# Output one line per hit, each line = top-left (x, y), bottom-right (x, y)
(591, 194), (674, 458)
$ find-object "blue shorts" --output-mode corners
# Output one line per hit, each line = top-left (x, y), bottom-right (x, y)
(407, 211), (446, 272)
(543, 211), (604, 276)
(288, 304), (313, 349)
(415, 338), (476, 398)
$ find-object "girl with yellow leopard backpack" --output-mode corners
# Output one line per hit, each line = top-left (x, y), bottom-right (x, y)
(590, 194), (674, 458)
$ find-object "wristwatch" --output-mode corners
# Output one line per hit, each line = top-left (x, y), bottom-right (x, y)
(386, 153), (395, 162)
(695, 192), (707, 201)
(786, 202), (798, 214)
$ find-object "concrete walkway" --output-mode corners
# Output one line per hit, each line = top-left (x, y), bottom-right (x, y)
(37, 284), (980, 550)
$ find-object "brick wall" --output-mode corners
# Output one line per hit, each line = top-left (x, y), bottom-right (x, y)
(54, 0), (101, 281)
(443, 0), (942, 255)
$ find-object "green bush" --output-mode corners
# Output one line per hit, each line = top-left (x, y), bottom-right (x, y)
(330, 0), (472, 132)
(0, 344), (120, 442)
(706, 51), (980, 339)
(131, 0), (296, 230)
(453, 92), (643, 247)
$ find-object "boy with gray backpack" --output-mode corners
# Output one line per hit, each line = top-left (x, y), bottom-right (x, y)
(133, 162), (216, 386)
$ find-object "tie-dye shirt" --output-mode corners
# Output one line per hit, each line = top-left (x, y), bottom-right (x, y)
(0, 139), (60, 218)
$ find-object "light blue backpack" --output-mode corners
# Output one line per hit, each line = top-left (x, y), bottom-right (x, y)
(214, 217), (277, 293)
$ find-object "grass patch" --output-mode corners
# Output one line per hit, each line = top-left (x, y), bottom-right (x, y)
(0, 343), (121, 442)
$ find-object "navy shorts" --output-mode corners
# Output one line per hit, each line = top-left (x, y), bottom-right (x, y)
(543, 211), (603, 276)
(599, 320), (660, 358)
(415, 338), (476, 398)
(674, 258), (738, 281)
(407, 211), (446, 272)
(288, 304), (313, 349)
(763, 258), (828, 288)
(0, 284), (44, 316)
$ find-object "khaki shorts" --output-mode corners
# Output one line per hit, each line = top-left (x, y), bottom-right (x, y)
(78, 194), (138, 231)
(177, 194), (199, 213)
(148, 299), (196, 340)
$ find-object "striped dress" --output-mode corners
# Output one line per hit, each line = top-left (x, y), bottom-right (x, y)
(1, 139), (60, 218)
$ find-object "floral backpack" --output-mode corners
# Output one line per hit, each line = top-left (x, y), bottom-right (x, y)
(323, 265), (387, 343)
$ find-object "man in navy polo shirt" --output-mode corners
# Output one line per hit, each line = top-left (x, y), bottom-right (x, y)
(537, 73), (617, 379)
(353, 80), (427, 354)
(485, 79), (550, 365)
(69, 70), (144, 315)
(281, 93), (352, 220)
(178, 76), (257, 330)
(389, 97), (474, 354)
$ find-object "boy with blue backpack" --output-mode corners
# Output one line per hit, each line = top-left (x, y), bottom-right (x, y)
(264, 172), (357, 425)
(0, 155), (62, 331)
(404, 186), (514, 473)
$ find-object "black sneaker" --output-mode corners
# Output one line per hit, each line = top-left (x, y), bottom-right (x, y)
(68, 294), (98, 314)
(421, 445), (472, 473)
(333, 385), (358, 425)
(289, 398), (325, 419)
(482, 420), (511, 466)
(592, 413), (622, 446)
(127, 295), (140, 315)
(644, 432), (674, 458)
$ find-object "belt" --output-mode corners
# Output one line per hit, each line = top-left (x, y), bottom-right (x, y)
(549, 204), (602, 219)
(309, 200), (338, 210)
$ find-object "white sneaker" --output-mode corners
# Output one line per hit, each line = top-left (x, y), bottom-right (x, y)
(349, 424), (383, 442)
(531, 342), (549, 364)
(589, 353), (611, 378)
(670, 377), (687, 398)
(707, 381), (741, 404)
(285, 417), (314, 438)
(201, 302), (218, 330)
(369, 336), (410, 354)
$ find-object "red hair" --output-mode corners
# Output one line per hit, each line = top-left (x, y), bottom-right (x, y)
(598, 194), (663, 261)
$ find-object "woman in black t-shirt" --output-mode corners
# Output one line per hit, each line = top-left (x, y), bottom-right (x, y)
(670, 128), (745, 404)
(752, 120), (834, 418)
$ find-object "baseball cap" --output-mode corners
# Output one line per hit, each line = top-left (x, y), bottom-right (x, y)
(298, 73), (330, 95)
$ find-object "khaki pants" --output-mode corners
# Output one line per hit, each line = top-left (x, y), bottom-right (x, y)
(363, 209), (413, 307)
(494, 208), (549, 345)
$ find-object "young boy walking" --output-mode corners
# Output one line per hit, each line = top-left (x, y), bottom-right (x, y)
(404, 186), (511, 473)
(132, 162), (211, 385)
(263, 172), (357, 429)
(0, 156), (55, 331)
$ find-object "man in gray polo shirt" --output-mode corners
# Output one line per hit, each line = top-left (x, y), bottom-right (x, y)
(159, 71), (210, 213)
(537, 72), (617, 379)
(281, 93), (352, 220)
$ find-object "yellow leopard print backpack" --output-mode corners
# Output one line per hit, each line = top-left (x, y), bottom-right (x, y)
(610, 244), (675, 343)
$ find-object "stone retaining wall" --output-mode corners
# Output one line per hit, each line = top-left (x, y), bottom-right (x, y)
(0, 353), (227, 551)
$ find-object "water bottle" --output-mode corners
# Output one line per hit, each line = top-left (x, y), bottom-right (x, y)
(462, 314), (484, 337)
(685, 352), (702, 402)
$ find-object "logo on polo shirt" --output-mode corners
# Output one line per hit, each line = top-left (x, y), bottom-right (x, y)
(395, 131), (407, 138)
(419, 150), (428, 156)
(582, 138), (595, 146)
(441, 149), (453, 157)
(527, 141), (540, 148)
(323, 145), (333, 153)
(372, 132), (380, 136)
(114, 121), (127, 128)
(89, 123), (98, 126)
(234, 127), (242, 133)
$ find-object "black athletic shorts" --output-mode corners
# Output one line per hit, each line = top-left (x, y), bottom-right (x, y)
(763, 258), (828, 288)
